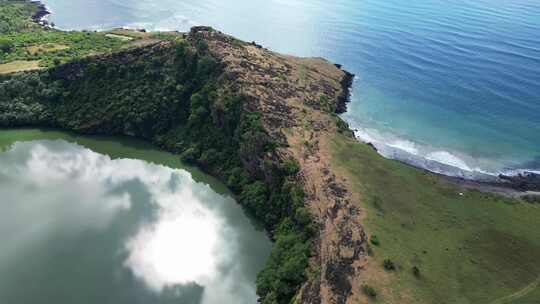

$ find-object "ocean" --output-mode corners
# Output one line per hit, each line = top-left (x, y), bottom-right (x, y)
(41, 0), (540, 179)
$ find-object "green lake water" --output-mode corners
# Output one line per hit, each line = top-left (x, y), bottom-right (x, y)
(0, 129), (271, 304)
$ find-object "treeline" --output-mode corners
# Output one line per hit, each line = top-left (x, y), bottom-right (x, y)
(0, 37), (313, 303)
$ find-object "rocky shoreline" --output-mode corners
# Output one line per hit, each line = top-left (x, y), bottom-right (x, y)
(30, 1), (50, 25)
(438, 171), (540, 197)
(334, 65), (355, 114)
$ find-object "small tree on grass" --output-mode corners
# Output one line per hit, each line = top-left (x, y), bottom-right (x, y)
(362, 285), (377, 299)
(383, 259), (396, 271)
(412, 266), (421, 278)
(370, 235), (380, 246)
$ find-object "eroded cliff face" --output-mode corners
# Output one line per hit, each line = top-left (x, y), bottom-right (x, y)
(191, 27), (367, 304)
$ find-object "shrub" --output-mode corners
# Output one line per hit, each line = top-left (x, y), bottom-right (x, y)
(335, 117), (350, 134)
(383, 259), (396, 271)
(179, 147), (200, 163)
(0, 38), (13, 53)
(362, 285), (377, 298)
(370, 235), (380, 246)
(412, 266), (421, 278)
(281, 156), (300, 176)
(319, 94), (335, 113)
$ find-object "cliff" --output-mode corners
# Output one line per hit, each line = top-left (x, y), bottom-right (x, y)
(189, 27), (366, 303)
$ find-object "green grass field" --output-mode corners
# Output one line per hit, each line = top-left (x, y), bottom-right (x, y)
(331, 134), (540, 304)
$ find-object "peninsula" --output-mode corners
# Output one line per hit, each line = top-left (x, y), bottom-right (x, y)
(1, 1), (539, 303)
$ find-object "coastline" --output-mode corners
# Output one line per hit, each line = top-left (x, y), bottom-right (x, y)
(26, 0), (540, 197)
(336, 74), (540, 195)
(334, 64), (354, 114)
(30, 0), (50, 25)
(439, 172), (540, 197)
(4, 1), (540, 302)
(354, 134), (540, 195)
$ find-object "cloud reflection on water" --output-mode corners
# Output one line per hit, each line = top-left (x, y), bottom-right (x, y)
(0, 140), (269, 304)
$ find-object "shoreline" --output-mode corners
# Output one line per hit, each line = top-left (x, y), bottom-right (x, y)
(334, 64), (355, 114)
(438, 172), (540, 198)
(24, 0), (540, 197)
(356, 136), (540, 195)
(30, 0), (50, 25)
(336, 78), (540, 195)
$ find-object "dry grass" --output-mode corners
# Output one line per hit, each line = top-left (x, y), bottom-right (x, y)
(26, 44), (70, 55)
(0, 60), (41, 74)
(104, 33), (134, 41)
(105, 28), (153, 39)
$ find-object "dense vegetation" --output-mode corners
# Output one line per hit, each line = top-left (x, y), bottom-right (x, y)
(331, 134), (540, 304)
(0, 30), (129, 67)
(0, 0), (137, 71)
(0, 0), (38, 33)
(0, 26), (313, 303)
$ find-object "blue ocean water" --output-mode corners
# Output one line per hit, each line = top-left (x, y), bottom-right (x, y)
(42, 0), (540, 179)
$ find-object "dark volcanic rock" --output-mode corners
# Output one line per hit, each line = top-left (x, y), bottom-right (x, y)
(335, 70), (354, 114)
(499, 172), (540, 191)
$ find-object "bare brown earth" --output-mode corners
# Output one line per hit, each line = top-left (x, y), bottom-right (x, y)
(191, 27), (368, 304)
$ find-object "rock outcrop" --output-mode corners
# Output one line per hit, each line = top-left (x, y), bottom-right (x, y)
(191, 27), (367, 304)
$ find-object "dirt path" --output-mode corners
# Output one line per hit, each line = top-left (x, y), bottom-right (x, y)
(490, 276), (540, 304)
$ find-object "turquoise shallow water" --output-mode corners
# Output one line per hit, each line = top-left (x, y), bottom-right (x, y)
(42, 0), (540, 179)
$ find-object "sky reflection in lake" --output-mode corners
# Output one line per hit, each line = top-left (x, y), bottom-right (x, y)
(0, 139), (270, 304)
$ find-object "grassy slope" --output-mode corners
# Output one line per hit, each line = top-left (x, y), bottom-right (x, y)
(331, 134), (540, 304)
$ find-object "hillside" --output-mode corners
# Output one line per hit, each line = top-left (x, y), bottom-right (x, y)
(1, 1), (539, 303)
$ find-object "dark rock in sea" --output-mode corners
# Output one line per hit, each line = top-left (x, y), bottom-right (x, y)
(335, 69), (354, 114)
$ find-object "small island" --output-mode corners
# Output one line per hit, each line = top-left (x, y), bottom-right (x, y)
(1, 1), (539, 303)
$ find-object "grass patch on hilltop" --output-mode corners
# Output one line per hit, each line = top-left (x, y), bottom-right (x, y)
(330, 134), (540, 304)
(26, 43), (70, 54)
(0, 1), (179, 72)
(0, 30), (130, 68)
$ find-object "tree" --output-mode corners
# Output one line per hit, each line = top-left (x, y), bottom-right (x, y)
(0, 38), (13, 53)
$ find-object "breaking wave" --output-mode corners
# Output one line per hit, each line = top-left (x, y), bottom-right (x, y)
(352, 127), (538, 181)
